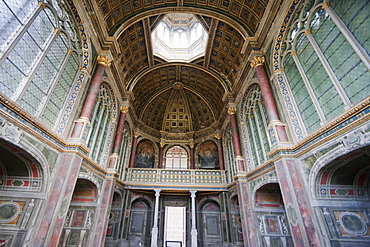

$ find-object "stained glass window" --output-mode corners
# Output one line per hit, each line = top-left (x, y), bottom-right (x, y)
(243, 85), (269, 168)
(88, 84), (112, 164)
(281, 0), (370, 135)
(0, 0), (80, 130)
(223, 124), (236, 181)
(118, 122), (132, 181)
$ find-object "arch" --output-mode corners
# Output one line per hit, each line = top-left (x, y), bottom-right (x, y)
(164, 145), (189, 169)
(0, 137), (48, 193)
(253, 182), (293, 246)
(113, 7), (252, 40)
(127, 63), (231, 93)
(198, 199), (223, 245)
(309, 142), (370, 201)
(127, 197), (153, 246)
(0, 137), (50, 246)
(59, 178), (99, 246)
(309, 145), (370, 245)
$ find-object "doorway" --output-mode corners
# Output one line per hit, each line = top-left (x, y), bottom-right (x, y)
(164, 206), (186, 247)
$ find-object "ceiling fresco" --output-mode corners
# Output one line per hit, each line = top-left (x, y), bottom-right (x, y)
(91, 0), (272, 135)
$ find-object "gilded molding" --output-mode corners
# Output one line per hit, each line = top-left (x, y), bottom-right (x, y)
(97, 55), (111, 67)
(250, 56), (265, 68)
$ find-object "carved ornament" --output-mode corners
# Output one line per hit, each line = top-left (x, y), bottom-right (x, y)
(250, 56), (265, 68)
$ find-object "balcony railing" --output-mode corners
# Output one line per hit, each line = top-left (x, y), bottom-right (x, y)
(125, 168), (227, 188)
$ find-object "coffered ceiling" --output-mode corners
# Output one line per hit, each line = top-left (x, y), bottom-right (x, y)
(89, 0), (275, 135)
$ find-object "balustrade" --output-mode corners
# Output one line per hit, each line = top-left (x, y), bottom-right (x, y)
(126, 168), (227, 186)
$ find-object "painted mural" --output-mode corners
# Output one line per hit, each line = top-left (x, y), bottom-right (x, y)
(198, 140), (219, 169)
(134, 140), (155, 168)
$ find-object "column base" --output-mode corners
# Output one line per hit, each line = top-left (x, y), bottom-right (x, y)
(108, 153), (119, 169)
(191, 228), (198, 247)
(267, 120), (289, 148)
(151, 227), (158, 247)
(68, 117), (92, 145)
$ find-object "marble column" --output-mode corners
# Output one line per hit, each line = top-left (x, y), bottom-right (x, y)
(250, 56), (288, 145)
(189, 143), (195, 169)
(158, 142), (164, 168)
(128, 132), (139, 168)
(236, 182), (256, 247)
(34, 154), (83, 246)
(69, 55), (111, 142)
(215, 133), (224, 170)
(151, 189), (161, 247)
(108, 106), (129, 169)
(190, 190), (198, 247)
(275, 158), (322, 247)
(228, 106), (245, 172)
(93, 178), (116, 246)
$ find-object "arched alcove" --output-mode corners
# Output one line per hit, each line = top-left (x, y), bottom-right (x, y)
(314, 146), (370, 246)
(254, 183), (293, 246)
(199, 200), (223, 246)
(0, 138), (47, 245)
(59, 179), (99, 246)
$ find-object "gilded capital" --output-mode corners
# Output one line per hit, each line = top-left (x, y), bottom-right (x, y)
(290, 50), (297, 56)
(120, 106), (129, 113)
(215, 133), (222, 139)
(228, 107), (236, 115)
(250, 56), (265, 68)
(134, 132), (140, 138)
(97, 55), (111, 67)
(160, 142), (165, 147)
(189, 143), (194, 148)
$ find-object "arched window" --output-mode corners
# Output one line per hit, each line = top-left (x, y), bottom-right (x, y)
(281, 0), (370, 134)
(243, 85), (269, 168)
(165, 145), (188, 169)
(87, 83), (112, 164)
(117, 121), (132, 181)
(223, 124), (236, 181)
(0, 0), (80, 130)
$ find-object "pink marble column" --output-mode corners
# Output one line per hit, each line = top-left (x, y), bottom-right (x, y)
(129, 132), (139, 168)
(70, 56), (111, 139)
(215, 133), (225, 170)
(158, 142), (164, 168)
(189, 143), (195, 169)
(34, 154), (82, 246)
(108, 106), (128, 169)
(228, 107), (245, 172)
(94, 179), (116, 246)
(237, 182), (257, 247)
(275, 159), (321, 246)
(251, 56), (288, 143)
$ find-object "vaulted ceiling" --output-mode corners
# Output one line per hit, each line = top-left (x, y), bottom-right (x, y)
(88, 0), (278, 135)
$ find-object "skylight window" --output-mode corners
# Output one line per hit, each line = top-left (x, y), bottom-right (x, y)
(152, 13), (208, 63)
